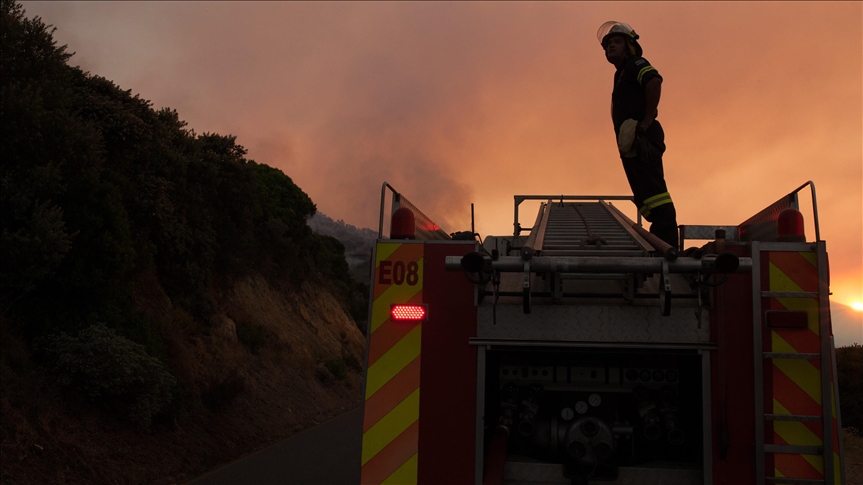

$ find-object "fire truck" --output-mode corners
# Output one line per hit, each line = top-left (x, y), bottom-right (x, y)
(358, 181), (847, 485)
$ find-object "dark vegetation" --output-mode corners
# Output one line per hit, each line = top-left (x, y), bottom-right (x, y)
(837, 344), (862, 434)
(1, 0), (363, 444)
(838, 344), (862, 483)
(307, 212), (376, 332)
(40, 324), (175, 427)
(307, 212), (377, 282)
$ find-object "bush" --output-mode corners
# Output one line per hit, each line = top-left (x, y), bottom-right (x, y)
(42, 323), (175, 427)
(837, 343), (862, 431)
(323, 353), (362, 381)
(324, 358), (347, 381)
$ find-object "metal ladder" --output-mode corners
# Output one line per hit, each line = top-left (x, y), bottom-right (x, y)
(524, 200), (653, 301)
(753, 241), (844, 485)
(539, 201), (648, 258)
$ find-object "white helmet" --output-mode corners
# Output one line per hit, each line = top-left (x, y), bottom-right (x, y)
(597, 21), (643, 57)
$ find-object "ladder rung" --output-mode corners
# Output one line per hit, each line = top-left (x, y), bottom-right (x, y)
(542, 244), (639, 250)
(763, 352), (821, 360)
(765, 478), (825, 485)
(764, 444), (822, 455)
(559, 273), (628, 280)
(762, 291), (818, 298)
(765, 414), (822, 422)
(540, 250), (646, 257)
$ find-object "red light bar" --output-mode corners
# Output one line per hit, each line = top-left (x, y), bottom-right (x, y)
(391, 304), (428, 322)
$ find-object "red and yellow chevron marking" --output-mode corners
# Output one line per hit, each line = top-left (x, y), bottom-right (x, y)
(765, 251), (841, 484)
(361, 242), (423, 485)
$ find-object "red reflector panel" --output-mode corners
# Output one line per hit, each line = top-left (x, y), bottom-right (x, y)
(391, 303), (428, 322)
(766, 310), (808, 329)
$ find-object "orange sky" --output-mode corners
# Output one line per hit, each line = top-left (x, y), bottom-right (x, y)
(21, 2), (862, 323)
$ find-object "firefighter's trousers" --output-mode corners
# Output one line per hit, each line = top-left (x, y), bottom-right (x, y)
(621, 134), (678, 247)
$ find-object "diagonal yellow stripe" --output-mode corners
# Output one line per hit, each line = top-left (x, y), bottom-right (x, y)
(375, 243), (403, 267)
(381, 453), (418, 485)
(371, 258), (424, 333)
(365, 325), (422, 399)
(773, 418), (822, 446)
(775, 357), (822, 405)
(798, 251), (817, 267)
(772, 331), (799, 354)
(773, 400), (824, 473)
(773, 401), (821, 447)
(769, 262), (804, 292)
(773, 397), (789, 415)
(771, 261), (820, 335)
(772, 310), (838, 414)
(361, 389), (420, 465)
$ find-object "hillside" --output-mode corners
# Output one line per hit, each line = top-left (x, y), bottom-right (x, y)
(0, 2), (364, 484)
(308, 212), (377, 284)
(831, 302), (863, 347)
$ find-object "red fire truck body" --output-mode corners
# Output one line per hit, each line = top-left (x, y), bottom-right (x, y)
(358, 182), (846, 485)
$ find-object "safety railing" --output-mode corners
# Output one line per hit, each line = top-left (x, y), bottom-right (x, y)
(378, 182), (451, 240)
(738, 181), (820, 242)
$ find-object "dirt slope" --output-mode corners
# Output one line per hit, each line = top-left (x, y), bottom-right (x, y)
(0, 274), (365, 485)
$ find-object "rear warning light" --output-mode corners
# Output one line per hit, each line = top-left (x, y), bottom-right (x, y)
(391, 304), (428, 322)
(777, 208), (805, 242)
(390, 207), (416, 240)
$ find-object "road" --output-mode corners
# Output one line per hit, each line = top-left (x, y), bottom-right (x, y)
(189, 407), (362, 485)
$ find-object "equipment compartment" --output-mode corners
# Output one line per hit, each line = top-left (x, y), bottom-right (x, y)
(484, 347), (705, 485)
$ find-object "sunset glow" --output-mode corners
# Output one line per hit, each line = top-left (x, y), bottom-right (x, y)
(852, 302), (863, 312)
(19, 1), (862, 343)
